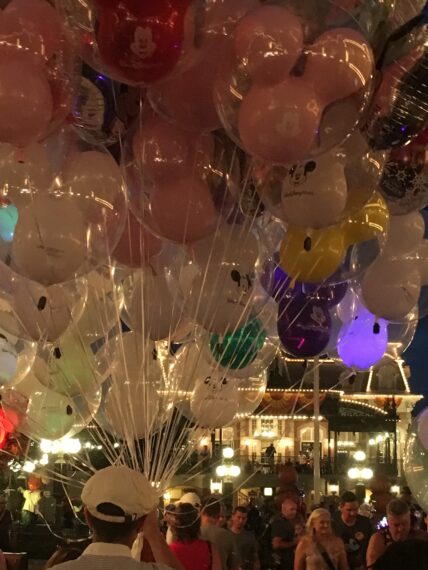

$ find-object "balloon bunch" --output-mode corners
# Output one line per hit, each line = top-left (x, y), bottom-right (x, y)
(0, 0), (424, 493)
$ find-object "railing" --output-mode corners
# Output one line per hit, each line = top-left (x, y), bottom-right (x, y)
(174, 453), (397, 477)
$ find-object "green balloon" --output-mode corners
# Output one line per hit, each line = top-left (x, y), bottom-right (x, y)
(209, 319), (266, 370)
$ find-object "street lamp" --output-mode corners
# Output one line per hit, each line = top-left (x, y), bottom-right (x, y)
(347, 467), (373, 480)
(222, 447), (234, 459)
(354, 450), (366, 462)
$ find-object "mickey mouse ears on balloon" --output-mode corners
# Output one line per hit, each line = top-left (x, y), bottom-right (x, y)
(279, 191), (389, 284)
(58, 0), (195, 86)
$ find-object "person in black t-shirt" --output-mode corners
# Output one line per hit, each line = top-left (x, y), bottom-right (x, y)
(271, 499), (301, 569)
(333, 492), (373, 570)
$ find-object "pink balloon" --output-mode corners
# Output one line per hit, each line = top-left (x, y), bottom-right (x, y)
(238, 78), (321, 163)
(132, 116), (214, 181)
(2, 0), (62, 60)
(0, 50), (53, 147)
(112, 210), (163, 268)
(234, 5), (303, 86)
(150, 177), (218, 243)
(305, 28), (374, 106)
(148, 39), (231, 132)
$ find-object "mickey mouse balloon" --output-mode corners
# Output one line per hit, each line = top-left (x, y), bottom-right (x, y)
(58, 0), (197, 86)
(191, 372), (239, 428)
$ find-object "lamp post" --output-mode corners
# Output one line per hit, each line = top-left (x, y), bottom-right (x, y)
(348, 466), (373, 503)
(214, 448), (241, 508)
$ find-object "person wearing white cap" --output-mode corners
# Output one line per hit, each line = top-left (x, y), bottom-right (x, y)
(164, 493), (202, 546)
(52, 465), (184, 570)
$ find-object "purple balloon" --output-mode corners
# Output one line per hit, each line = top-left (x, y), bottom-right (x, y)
(261, 252), (302, 302)
(302, 281), (348, 308)
(277, 296), (331, 358)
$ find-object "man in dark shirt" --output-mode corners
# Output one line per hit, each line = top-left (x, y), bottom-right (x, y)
(333, 491), (373, 570)
(229, 507), (259, 570)
(271, 499), (300, 570)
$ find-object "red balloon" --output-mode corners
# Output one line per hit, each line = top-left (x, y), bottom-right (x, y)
(94, 0), (193, 85)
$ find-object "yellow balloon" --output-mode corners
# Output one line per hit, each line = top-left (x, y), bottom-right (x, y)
(279, 226), (345, 284)
(342, 191), (389, 248)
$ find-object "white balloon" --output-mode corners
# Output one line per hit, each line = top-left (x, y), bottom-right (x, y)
(2, 371), (75, 440)
(170, 343), (211, 395)
(0, 142), (53, 209)
(280, 154), (347, 229)
(362, 257), (421, 322)
(74, 270), (123, 341)
(37, 327), (104, 397)
(11, 277), (86, 342)
(186, 264), (259, 334)
(126, 269), (185, 341)
(11, 196), (88, 285)
(383, 212), (425, 256)
(0, 328), (36, 387)
(105, 379), (160, 440)
(191, 372), (239, 428)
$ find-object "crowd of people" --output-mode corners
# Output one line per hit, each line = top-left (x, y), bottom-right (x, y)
(22, 466), (428, 570)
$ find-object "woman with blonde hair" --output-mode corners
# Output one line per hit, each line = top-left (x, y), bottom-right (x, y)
(294, 508), (349, 570)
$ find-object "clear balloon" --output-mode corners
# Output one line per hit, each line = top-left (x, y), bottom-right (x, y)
(124, 115), (239, 244)
(0, 327), (36, 387)
(236, 372), (267, 417)
(277, 295), (331, 358)
(2, 371), (75, 440)
(2, 128), (127, 285)
(378, 128), (428, 214)
(403, 413), (428, 513)
(190, 371), (239, 428)
(337, 308), (388, 370)
(215, 1), (374, 164)
(57, 0), (199, 86)
(36, 327), (104, 398)
(72, 63), (141, 146)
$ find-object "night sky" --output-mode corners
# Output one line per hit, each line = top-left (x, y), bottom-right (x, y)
(404, 316), (428, 415)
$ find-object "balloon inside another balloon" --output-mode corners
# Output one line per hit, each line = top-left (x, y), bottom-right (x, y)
(7, 130), (128, 285)
(73, 270), (123, 342)
(169, 342), (212, 396)
(125, 117), (239, 244)
(277, 295), (331, 358)
(0, 3), (75, 148)
(403, 413), (428, 513)
(374, 312), (418, 367)
(215, 2), (374, 164)
(208, 318), (266, 370)
(378, 128), (428, 214)
(7, 274), (87, 343)
(0, 326), (36, 387)
(36, 327), (105, 398)
(337, 308), (388, 370)
(365, 47), (428, 150)
(361, 256), (421, 322)
(104, 377), (160, 440)
(190, 372), (239, 428)
(57, 0), (199, 86)
(2, 371), (75, 440)
(112, 210), (163, 269)
(65, 386), (102, 437)
(72, 63), (141, 146)
(123, 267), (187, 341)
(336, 285), (365, 322)
(236, 371), (267, 417)
(253, 152), (348, 229)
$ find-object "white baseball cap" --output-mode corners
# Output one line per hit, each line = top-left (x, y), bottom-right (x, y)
(82, 465), (159, 523)
(178, 492), (201, 509)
